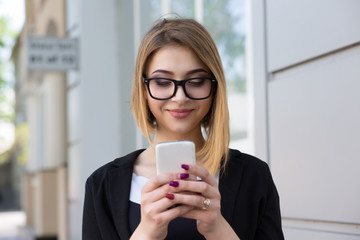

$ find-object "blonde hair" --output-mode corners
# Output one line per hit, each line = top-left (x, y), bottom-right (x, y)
(131, 18), (230, 175)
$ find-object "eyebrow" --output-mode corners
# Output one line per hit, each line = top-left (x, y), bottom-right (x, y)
(151, 68), (209, 76)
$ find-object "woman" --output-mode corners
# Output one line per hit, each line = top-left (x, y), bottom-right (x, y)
(83, 18), (284, 240)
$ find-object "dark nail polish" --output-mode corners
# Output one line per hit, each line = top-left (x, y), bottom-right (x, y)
(165, 193), (175, 200)
(179, 173), (189, 179)
(169, 181), (179, 187)
(181, 164), (190, 171)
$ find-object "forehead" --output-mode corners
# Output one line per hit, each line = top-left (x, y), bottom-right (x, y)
(146, 45), (208, 75)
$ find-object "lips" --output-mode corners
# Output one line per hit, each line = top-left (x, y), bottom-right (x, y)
(168, 109), (193, 119)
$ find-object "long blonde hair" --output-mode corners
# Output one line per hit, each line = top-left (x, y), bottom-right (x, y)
(131, 18), (230, 175)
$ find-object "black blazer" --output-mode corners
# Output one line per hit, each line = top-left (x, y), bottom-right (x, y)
(83, 149), (284, 240)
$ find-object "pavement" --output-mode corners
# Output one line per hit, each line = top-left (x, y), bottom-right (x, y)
(0, 211), (34, 240)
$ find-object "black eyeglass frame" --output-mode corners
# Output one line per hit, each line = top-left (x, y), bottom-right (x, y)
(143, 77), (217, 100)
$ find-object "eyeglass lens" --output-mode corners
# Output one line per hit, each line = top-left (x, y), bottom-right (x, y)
(148, 78), (213, 100)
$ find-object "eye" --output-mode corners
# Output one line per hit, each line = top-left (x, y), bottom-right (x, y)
(187, 78), (207, 87)
(153, 78), (172, 87)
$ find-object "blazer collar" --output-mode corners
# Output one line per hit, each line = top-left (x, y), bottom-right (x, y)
(108, 149), (144, 239)
(218, 149), (244, 224)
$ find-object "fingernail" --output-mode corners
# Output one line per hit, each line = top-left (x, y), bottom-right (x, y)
(181, 164), (190, 171)
(165, 193), (175, 200)
(169, 181), (179, 187)
(179, 173), (189, 179)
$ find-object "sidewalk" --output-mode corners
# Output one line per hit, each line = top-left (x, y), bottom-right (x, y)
(0, 211), (34, 240)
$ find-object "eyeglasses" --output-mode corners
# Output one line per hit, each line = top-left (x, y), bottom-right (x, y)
(143, 77), (217, 100)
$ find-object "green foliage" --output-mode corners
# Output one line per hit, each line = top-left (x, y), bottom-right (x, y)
(0, 147), (10, 164)
(227, 74), (246, 93)
(15, 123), (28, 165)
(0, 16), (18, 122)
(0, 123), (28, 165)
(204, 0), (245, 56)
(203, 0), (246, 92)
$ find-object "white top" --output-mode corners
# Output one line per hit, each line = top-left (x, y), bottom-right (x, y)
(130, 171), (220, 205)
(130, 173), (149, 204)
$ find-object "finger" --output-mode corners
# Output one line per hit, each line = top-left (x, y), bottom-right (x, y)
(142, 194), (179, 215)
(170, 193), (219, 210)
(168, 180), (219, 199)
(181, 164), (218, 187)
(146, 192), (197, 216)
(154, 204), (196, 224)
(142, 172), (179, 193)
(181, 208), (216, 223)
(141, 183), (172, 204)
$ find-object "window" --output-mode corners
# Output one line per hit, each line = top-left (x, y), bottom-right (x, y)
(137, 0), (250, 152)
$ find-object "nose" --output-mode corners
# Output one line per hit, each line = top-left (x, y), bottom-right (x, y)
(171, 85), (188, 101)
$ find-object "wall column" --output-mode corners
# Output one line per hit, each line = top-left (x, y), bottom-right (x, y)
(42, 72), (67, 169)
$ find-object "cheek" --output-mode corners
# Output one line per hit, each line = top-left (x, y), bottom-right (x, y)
(202, 98), (213, 114)
(200, 99), (214, 126)
(146, 98), (154, 115)
(145, 98), (159, 125)
(146, 98), (162, 117)
(145, 88), (157, 113)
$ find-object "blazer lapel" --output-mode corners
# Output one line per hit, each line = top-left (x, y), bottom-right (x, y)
(108, 150), (144, 239)
(219, 150), (244, 224)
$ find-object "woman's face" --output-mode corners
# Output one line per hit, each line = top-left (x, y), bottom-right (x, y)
(145, 45), (214, 140)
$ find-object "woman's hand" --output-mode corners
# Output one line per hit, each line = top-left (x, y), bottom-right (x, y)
(167, 164), (240, 240)
(130, 172), (195, 240)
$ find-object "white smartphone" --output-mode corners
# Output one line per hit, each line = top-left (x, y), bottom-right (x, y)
(156, 140), (196, 175)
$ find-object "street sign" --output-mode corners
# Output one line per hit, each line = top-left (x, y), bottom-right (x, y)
(27, 37), (78, 71)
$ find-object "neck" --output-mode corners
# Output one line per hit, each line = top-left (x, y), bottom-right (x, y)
(152, 128), (205, 152)
(135, 128), (205, 177)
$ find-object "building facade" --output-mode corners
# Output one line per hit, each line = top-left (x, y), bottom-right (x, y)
(12, 0), (68, 239)
(12, 0), (360, 239)
(247, 0), (360, 239)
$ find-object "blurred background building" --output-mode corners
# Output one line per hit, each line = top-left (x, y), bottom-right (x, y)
(0, 0), (359, 239)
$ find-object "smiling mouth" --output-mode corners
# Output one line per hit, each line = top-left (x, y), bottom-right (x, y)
(168, 109), (193, 119)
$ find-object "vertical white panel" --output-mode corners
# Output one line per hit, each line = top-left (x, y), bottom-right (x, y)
(266, 0), (360, 71)
(66, 0), (136, 239)
(246, 0), (269, 161)
(162, 0), (171, 15)
(117, 0), (138, 154)
(26, 93), (42, 172)
(67, 86), (80, 143)
(42, 73), (67, 169)
(65, 0), (80, 33)
(284, 228), (360, 240)
(67, 143), (81, 239)
(80, 0), (123, 176)
(248, 0), (360, 238)
(195, 0), (204, 24)
(269, 45), (360, 223)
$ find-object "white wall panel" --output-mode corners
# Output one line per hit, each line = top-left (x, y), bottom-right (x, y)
(65, 0), (79, 32)
(246, 0), (269, 161)
(266, 0), (360, 71)
(67, 86), (80, 143)
(80, 0), (123, 178)
(67, 143), (81, 239)
(269, 45), (360, 223)
(284, 228), (360, 240)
